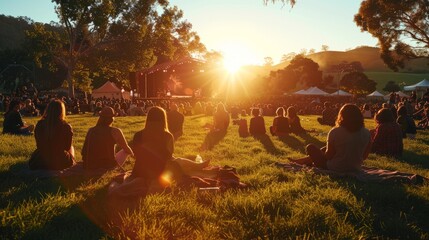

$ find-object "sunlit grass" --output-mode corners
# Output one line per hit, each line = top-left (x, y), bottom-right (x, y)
(0, 113), (428, 239)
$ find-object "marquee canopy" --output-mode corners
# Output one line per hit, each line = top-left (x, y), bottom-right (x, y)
(330, 90), (352, 96)
(293, 87), (329, 96)
(403, 79), (429, 91)
(92, 81), (129, 99)
(367, 90), (384, 97)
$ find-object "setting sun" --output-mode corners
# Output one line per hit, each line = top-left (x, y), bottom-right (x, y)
(223, 56), (243, 74)
(220, 42), (257, 74)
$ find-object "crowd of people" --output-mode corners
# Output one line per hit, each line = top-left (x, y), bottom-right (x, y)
(1, 84), (429, 188)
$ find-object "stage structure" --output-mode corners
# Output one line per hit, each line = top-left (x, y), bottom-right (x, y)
(131, 58), (210, 99)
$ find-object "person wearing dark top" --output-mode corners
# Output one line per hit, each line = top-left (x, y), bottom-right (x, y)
(371, 108), (403, 157)
(29, 100), (75, 170)
(270, 107), (289, 137)
(131, 106), (174, 181)
(317, 102), (336, 126)
(249, 108), (266, 136)
(82, 107), (133, 170)
(287, 106), (306, 134)
(3, 100), (34, 135)
(167, 103), (184, 141)
(397, 106), (417, 139)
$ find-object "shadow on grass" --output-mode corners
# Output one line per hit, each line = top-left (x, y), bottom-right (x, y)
(201, 130), (227, 150)
(19, 203), (107, 240)
(279, 135), (305, 153)
(337, 179), (429, 239)
(0, 161), (104, 208)
(300, 132), (325, 147)
(254, 134), (280, 155)
(399, 150), (429, 169)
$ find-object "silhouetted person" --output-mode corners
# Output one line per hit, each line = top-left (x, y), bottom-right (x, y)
(249, 108), (266, 136)
(371, 108), (403, 157)
(167, 103), (185, 141)
(3, 100), (34, 135)
(29, 100), (75, 170)
(270, 107), (289, 136)
(82, 107), (133, 170)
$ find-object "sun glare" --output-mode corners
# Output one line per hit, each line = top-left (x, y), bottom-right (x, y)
(221, 42), (256, 74)
(223, 56), (243, 74)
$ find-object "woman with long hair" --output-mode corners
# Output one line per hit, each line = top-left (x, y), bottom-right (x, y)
(270, 107), (289, 137)
(82, 107), (133, 170)
(131, 106), (175, 181)
(213, 102), (230, 132)
(289, 104), (371, 172)
(29, 100), (75, 170)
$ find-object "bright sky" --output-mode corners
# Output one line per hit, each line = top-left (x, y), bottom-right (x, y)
(0, 0), (378, 65)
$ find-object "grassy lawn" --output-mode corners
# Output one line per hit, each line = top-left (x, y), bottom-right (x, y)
(364, 72), (429, 93)
(1, 114), (428, 239)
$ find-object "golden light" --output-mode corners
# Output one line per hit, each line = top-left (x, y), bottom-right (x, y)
(223, 55), (243, 74)
(220, 42), (257, 75)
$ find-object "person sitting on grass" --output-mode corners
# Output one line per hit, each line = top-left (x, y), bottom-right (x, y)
(82, 107), (134, 171)
(397, 106), (417, 139)
(317, 101), (336, 126)
(287, 106), (306, 135)
(213, 103), (230, 133)
(167, 103), (185, 141)
(29, 100), (75, 170)
(129, 107), (208, 188)
(2, 100), (35, 135)
(249, 108), (266, 136)
(288, 104), (371, 172)
(269, 107), (289, 137)
(370, 108), (403, 158)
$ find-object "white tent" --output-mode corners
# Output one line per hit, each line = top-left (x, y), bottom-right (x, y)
(404, 79), (429, 91)
(293, 89), (309, 95)
(330, 90), (352, 96)
(92, 81), (130, 99)
(367, 91), (384, 97)
(304, 87), (329, 96)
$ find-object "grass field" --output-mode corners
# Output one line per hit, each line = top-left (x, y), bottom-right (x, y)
(364, 72), (429, 93)
(1, 114), (429, 239)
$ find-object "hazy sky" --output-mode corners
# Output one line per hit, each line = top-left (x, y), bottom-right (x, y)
(0, 0), (378, 65)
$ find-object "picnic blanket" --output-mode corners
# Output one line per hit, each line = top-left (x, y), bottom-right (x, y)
(108, 165), (247, 198)
(275, 162), (427, 185)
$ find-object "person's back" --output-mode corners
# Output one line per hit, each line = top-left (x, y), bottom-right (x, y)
(327, 126), (370, 172)
(372, 122), (403, 157)
(3, 110), (24, 134)
(82, 125), (116, 170)
(132, 128), (174, 180)
(167, 106), (184, 140)
(249, 116), (266, 135)
(31, 119), (74, 170)
(213, 105), (230, 132)
(322, 108), (336, 126)
(271, 116), (289, 136)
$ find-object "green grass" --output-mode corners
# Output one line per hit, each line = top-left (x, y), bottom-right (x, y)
(364, 71), (429, 93)
(1, 114), (428, 239)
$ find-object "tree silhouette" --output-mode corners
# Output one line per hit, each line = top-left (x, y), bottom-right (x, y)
(354, 0), (428, 71)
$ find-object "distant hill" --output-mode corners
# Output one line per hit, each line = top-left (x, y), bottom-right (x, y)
(273, 47), (429, 73)
(0, 15), (33, 50)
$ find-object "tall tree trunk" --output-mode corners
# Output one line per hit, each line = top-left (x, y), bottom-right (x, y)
(66, 67), (75, 98)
